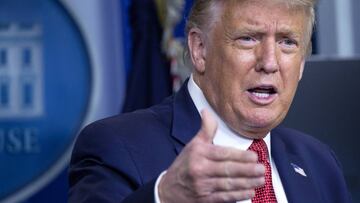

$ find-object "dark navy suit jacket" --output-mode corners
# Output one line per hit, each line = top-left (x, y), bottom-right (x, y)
(69, 82), (351, 203)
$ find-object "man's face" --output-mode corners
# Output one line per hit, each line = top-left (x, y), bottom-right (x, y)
(192, 0), (308, 138)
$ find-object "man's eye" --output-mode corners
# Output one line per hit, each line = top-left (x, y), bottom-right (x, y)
(239, 36), (255, 42)
(281, 38), (298, 46)
(236, 36), (257, 47)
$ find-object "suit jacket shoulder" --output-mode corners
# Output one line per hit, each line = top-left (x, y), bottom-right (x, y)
(69, 96), (178, 203)
(271, 127), (352, 203)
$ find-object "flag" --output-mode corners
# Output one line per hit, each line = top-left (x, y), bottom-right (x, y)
(122, 0), (172, 112)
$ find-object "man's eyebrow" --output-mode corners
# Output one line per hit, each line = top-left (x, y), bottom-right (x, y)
(276, 27), (302, 38)
(229, 23), (302, 38)
(227, 25), (267, 36)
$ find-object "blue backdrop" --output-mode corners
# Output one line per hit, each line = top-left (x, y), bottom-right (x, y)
(0, 0), (192, 202)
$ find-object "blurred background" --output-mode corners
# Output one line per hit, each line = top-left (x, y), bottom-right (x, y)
(0, 0), (359, 202)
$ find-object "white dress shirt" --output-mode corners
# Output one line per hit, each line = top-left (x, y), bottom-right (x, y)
(154, 75), (288, 203)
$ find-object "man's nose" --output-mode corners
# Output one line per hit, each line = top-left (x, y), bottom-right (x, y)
(255, 39), (279, 74)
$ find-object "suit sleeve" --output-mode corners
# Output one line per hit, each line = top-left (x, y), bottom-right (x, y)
(68, 122), (156, 203)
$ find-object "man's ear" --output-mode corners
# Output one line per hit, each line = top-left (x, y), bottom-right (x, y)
(188, 28), (206, 73)
(299, 60), (305, 80)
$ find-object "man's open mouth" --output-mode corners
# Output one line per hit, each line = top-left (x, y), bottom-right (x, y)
(247, 86), (278, 99)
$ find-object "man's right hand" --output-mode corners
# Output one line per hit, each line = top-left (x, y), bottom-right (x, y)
(158, 109), (265, 203)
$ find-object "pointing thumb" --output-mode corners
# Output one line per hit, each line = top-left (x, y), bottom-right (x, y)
(196, 109), (218, 143)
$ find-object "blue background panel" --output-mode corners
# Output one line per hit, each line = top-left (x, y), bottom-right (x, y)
(0, 0), (90, 202)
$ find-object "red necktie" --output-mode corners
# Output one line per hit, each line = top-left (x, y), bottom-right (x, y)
(248, 139), (277, 203)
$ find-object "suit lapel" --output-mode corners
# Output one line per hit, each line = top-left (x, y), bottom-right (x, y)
(171, 80), (201, 154)
(271, 129), (322, 203)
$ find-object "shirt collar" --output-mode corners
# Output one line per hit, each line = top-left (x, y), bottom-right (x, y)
(187, 75), (271, 157)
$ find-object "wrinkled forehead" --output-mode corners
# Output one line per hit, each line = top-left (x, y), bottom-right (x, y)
(222, 0), (311, 9)
(221, 0), (309, 19)
(219, 0), (309, 33)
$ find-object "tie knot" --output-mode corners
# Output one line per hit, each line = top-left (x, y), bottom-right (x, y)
(248, 139), (269, 163)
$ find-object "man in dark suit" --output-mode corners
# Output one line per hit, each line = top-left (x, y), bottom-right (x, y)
(69, 0), (351, 202)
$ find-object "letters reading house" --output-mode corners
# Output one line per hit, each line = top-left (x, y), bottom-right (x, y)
(0, 22), (43, 118)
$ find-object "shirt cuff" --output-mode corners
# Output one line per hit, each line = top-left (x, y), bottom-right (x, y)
(154, 171), (167, 203)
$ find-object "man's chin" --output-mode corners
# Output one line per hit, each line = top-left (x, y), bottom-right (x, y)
(246, 109), (285, 128)
(226, 110), (283, 138)
(241, 118), (280, 138)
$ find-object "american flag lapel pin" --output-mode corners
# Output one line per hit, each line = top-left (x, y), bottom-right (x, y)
(291, 163), (307, 177)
